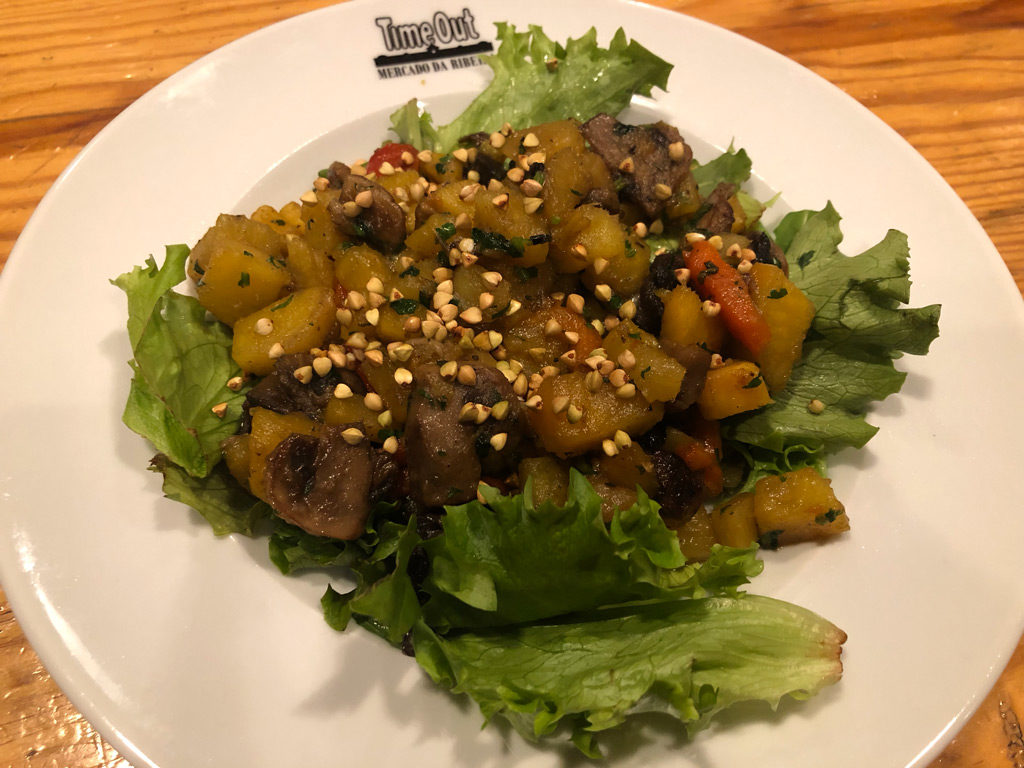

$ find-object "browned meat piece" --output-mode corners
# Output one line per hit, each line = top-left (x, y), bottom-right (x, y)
(325, 161), (406, 253)
(404, 363), (526, 508)
(696, 181), (737, 234)
(242, 353), (363, 426)
(263, 425), (373, 540)
(580, 113), (693, 220)
(660, 340), (712, 413)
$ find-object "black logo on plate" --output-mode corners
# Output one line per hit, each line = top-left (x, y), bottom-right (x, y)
(374, 8), (492, 79)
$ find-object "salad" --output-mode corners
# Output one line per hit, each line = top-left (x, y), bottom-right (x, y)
(114, 24), (940, 757)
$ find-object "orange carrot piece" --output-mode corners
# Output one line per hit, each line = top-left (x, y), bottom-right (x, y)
(683, 240), (771, 355)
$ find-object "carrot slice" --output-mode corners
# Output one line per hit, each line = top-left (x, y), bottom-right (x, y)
(683, 240), (771, 355)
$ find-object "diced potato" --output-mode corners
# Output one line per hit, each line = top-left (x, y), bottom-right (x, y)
(333, 243), (391, 295)
(232, 287), (337, 376)
(603, 320), (686, 403)
(660, 285), (726, 352)
(500, 304), (601, 374)
(529, 372), (663, 456)
(697, 359), (772, 420)
(747, 263), (816, 392)
(592, 443), (658, 495)
(544, 146), (615, 222)
(405, 213), (456, 257)
(453, 264), (513, 323)
(250, 203), (305, 237)
(188, 214), (292, 326)
(668, 509), (718, 561)
(286, 234), (334, 289)
(550, 204), (622, 273)
(519, 456), (569, 507)
(591, 478), (639, 522)
(473, 185), (549, 267)
(418, 151), (466, 184)
(247, 407), (321, 501)
(300, 188), (345, 252)
(325, 393), (382, 440)
(359, 359), (411, 425)
(710, 492), (758, 548)
(753, 467), (850, 548)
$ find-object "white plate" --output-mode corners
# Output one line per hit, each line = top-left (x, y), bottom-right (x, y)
(2, 1), (1023, 766)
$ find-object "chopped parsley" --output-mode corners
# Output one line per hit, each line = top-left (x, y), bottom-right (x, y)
(390, 298), (420, 315)
(237, 272), (250, 287)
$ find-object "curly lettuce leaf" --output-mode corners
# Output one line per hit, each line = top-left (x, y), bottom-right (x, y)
(784, 204), (942, 355)
(421, 471), (761, 629)
(113, 247), (249, 477)
(411, 595), (846, 756)
(725, 205), (940, 458)
(150, 455), (271, 536)
(390, 23), (672, 151)
(691, 145), (752, 197)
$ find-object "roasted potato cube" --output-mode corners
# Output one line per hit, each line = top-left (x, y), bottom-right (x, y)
(188, 214), (291, 326)
(286, 234), (334, 289)
(603, 320), (686, 403)
(333, 243), (391, 295)
(753, 467), (850, 548)
(747, 263), (816, 392)
(325, 393), (383, 440)
(697, 359), (772, 420)
(519, 456), (569, 507)
(529, 372), (663, 456)
(710, 492), (758, 548)
(659, 285), (726, 352)
(232, 287), (336, 376)
(300, 188), (344, 252)
(551, 204), (621, 273)
(668, 509), (718, 561)
(592, 443), (658, 495)
(473, 185), (549, 267)
(500, 304), (601, 374)
(251, 202), (305, 237)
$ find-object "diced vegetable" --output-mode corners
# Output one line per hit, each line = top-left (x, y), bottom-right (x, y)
(753, 468), (850, 548)
(603, 320), (686, 403)
(746, 263), (816, 391)
(710, 491), (758, 548)
(231, 288), (336, 376)
(684, 239), (771, 355)
(529, 372), (663, 456)
(697, 359), (772, 420)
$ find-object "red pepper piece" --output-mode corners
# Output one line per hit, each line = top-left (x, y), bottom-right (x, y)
(366, 142), (419, 175)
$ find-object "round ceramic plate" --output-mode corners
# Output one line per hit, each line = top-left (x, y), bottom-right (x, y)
(2, 1), (1023, 766)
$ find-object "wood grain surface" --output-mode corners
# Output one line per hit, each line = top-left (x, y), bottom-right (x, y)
(1, 1), (1021, 766)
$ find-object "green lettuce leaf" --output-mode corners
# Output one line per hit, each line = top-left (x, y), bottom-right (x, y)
(113, 247), (250, 477)
(390, 23), (672, 151)
(150, 454), (271, 536)
(420, 471), (761, 628)
(691, 145), (752, 197)
(724, 204), (940, 458)
(411, 595), (845, 755)
(785, 204), (942, 355)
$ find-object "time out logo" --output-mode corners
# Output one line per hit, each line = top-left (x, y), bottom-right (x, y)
(373, 8), (493, 79)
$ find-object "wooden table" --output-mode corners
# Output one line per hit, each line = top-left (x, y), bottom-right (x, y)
(1, 1), (1021, 765)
